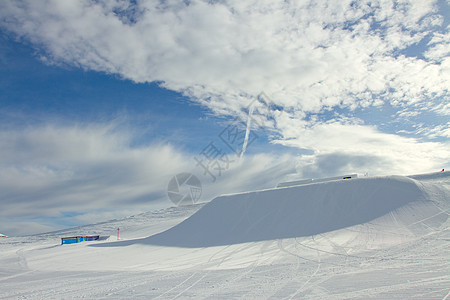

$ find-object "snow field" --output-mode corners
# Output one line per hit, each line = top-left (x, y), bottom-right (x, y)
(0, 172), (449, 299)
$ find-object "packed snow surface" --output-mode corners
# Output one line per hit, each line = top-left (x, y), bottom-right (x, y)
(1, 172), (449, 299)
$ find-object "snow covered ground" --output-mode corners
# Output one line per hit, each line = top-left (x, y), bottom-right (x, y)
(1, 172), (449, 299)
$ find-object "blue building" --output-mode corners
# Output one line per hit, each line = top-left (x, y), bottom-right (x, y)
(61, 235), (100, 245)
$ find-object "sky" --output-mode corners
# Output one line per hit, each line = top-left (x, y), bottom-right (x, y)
(0, 0), (449, 236)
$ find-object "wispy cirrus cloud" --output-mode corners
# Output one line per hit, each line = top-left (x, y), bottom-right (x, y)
(0, 122), (298, 235)
(0, 124), (190, 224)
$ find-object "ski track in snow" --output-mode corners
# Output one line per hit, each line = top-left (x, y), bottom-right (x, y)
(0, 172), (449, 299)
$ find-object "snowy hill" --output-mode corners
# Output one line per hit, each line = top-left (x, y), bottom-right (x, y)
(144, 175), (433, 247)
(0, 172), (449, 299)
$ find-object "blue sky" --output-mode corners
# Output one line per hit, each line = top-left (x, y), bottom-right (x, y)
(0, 34), (221, 148)
(0, 0), (448, 236)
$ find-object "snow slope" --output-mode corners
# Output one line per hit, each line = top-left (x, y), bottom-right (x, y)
(142, 175), (432, 247)
(0, 172), (449, 299)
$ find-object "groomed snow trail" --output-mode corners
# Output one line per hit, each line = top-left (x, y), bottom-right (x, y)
(0, 172), (448, 299)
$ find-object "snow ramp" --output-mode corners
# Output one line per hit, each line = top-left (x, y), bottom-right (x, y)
(145, 175), (443, 247)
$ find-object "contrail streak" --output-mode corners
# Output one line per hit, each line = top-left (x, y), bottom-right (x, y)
(240, 104), (255, 160)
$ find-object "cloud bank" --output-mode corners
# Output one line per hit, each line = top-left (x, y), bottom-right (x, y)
(1, 0), (448, 112)
(0, 123), (298, 235)
(0, 124), (185, 234)
(1, 0), (448, 140)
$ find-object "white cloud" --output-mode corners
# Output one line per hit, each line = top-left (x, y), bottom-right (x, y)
(0, 123), (299, 235)
(273, 119), (450, 176)
(425, 29), (450, 62)
(415, 122), (450, 139)
(0, 123), (188, 233)
(0, 0), (447, 117)
(431, 100), (450, 116)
